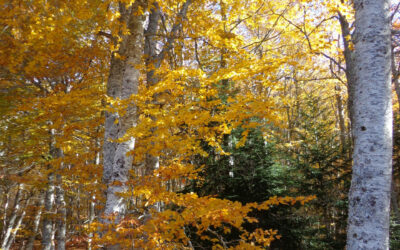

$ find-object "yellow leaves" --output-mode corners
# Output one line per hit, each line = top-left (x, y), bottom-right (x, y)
(343, 34), (355, 50)
(247, 228), (279, 247)
(134, 6), (144, 16)
(236, 130), (249, 148)
(255, 195), (316, 210)
(348, 40), (355, 51)
(2, 0), (347, 248)
(121, 165), (316, 249)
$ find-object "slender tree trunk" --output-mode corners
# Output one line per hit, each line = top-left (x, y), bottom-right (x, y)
(26, 193), (44, 250)
(338, 12), (356, 135)
(1, 184), (23, 249)
(43, 128), (61, 250)
(143, 2), (161, 182)
(392, 41), (400, 109)
(143, 0), (191, 175)
(55, 174), (66, 250)
(1, 189), (10, 242)
(50, 224), (56, 250)
(142, 0), (191, 194)
(346, 1), (392, 249)
(391, 176), (400, 223)
(4, 197), (30, 250)
(391, 30), (400, 224)
(88, 196), (95, 250)
(88, 136), (100, 250)
(42, 172), (55, 250)
(335, 85), (347, 151)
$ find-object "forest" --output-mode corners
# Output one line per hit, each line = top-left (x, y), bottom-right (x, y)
(1, 0), (400, 249)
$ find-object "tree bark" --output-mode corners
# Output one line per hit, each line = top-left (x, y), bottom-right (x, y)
(1, 184), (23, 249)
(335, 84), (347, 152)
(1, 189), (10, 242)
(346, 1), (392, 249)
(88, 135), (100, 250)
(391, 175), (400, 223)
(42, 172), (55, 250)
(55, 174), (66, 250)
(392, 38), (400, 110)
(4, 197), (30, 250)
(42, 128), (61, 250)
(338, 12), (356, 135)
(102, 0), (144, 226)
(26, 193), (44, 250)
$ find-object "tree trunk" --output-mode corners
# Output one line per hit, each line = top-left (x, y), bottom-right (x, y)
(42, 128), (61, 250)
(391, 30), (400, 224)
(88, 196), (95, 250)
(26, 193), (44, 250)
(4, 197), (30, 250)
(338, 12), (356, 136)
(55, 174), (66, 250)
(102, 0), (144, 226)
(42, 172), (55, 250)
(391, 175), (400, 223)
(392, 38), (400, 109)
(143, 0), (191, 175)
(335, 86), (346, 152)
(346, 1), (392, 249)
(1, 189), (10, 242)
(1, 184), (23, 249)
(88, 136), (100, 250)
(143, 2), (161, 184)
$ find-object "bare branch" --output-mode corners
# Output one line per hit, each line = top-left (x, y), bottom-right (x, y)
(391, 1), (400, 21)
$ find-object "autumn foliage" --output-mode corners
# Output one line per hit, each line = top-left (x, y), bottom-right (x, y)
(1, 0), (400, 249)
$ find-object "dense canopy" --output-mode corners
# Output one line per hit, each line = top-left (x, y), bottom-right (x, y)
(1, 0), (400, 249)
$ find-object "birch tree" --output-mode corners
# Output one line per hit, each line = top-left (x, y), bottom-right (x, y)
(346, 0), (393, 249)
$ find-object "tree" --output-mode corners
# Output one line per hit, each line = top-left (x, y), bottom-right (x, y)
(2, 0), (398, 249)
(102, 0), (144, 226)
(346, 1), (393, 249)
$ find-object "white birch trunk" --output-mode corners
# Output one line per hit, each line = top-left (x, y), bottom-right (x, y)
(346, 1), (392, 249)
